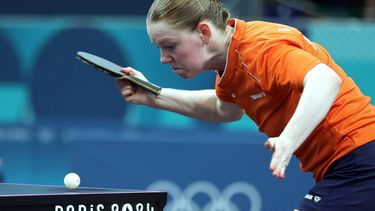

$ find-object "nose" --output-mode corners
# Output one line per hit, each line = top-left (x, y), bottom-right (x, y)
(160, 49), (173, 64)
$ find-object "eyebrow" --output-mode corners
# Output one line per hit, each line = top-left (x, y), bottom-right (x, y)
(157, 35), (178, 45)
(157, 39), (172, 46)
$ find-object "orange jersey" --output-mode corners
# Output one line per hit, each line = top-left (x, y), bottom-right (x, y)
(216, 19), (375, 181)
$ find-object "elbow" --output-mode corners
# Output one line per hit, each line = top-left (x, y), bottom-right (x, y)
(329, 65), (342, 87)
(335, 75), (342, 88)
(222, 110), (244, 122)
(233, 110), (244, 121)
(330, 70), (343, 94)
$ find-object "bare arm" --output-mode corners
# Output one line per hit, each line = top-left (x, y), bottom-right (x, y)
(150, 88), (243, 122)
(265, 63), (343, 178)
(116, 67), (243, 122)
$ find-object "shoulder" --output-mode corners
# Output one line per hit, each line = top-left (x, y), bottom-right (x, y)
(236, 20), (306, 51)
(244, 20), (301, 38)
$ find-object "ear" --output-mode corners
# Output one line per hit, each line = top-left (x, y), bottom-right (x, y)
(197, 22), (212, 44)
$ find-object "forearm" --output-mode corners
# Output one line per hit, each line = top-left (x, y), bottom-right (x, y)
(280, 63), (342, 152)
(149, 88), (242, 122)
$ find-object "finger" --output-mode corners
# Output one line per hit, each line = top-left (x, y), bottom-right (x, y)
(119, 83), (136, 94)
(267, 138), (279, 170)
(121, 86), (136, 97)
(274, 163), (286, 179)
(269, 152), (279, 171)
(270, 157), (282, 178)
(115, 78), (129, 89)
(270, 151), (287, 177)
(273, 153), (292, 179)
(122, 89), (136, 98)
(121, 67), (135, 75)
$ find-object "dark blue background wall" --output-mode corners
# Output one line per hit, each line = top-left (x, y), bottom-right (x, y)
(0, 0), (153, 15)
(0, 13), (374, 211)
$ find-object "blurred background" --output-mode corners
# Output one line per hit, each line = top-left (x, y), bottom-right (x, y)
(0, 0), (374, 210)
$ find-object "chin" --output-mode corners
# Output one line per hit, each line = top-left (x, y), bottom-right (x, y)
(179, 72), (197, 80)
(179, 74), (190, 79)
(175, 69), (198, 79)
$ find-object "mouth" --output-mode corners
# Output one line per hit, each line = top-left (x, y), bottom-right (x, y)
(171, 67), (183, 74)
(171, 68), (188, 78)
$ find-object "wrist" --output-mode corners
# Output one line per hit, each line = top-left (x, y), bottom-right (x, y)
(278, 132), (300, 152)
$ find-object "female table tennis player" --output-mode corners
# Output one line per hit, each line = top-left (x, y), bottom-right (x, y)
(116, 0), (375, 210)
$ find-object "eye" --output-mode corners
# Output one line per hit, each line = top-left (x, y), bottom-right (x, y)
(165, 44), (176, 50)
(162, 42), (177, 50)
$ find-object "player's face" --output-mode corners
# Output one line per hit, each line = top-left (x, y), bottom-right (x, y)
(147, 21), (207, 79)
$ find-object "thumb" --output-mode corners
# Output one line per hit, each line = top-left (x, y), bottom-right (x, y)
(121, 67), (134, 75)
(264, 138), (276, 151)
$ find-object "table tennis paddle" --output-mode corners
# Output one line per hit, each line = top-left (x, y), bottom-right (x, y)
(76, 51), (162, 96)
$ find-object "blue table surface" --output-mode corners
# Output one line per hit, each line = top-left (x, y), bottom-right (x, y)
(0, 183), (163, 196)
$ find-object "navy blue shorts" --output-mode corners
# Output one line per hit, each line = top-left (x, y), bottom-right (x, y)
(296, 140), (375, 211)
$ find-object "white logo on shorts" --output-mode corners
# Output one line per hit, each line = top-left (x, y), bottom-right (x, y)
(314, 196), (321, 202)
(304, 193), (322, 203)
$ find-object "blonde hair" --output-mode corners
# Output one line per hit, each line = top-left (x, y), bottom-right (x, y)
(146, 0), (230, 31)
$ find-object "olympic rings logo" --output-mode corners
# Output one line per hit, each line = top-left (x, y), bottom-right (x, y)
(147, 180), (262, 211)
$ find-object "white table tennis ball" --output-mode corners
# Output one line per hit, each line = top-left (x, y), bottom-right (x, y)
(64, 172), (81, 189)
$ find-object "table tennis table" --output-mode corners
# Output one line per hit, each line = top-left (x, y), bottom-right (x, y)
(0, 183), (167, 211)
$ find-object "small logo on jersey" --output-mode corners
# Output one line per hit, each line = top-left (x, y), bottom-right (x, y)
(304, 194), (322, 203)
(250, 92), (266, 100)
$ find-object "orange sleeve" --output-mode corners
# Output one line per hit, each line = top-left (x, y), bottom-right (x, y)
(260, 44), (322, 92)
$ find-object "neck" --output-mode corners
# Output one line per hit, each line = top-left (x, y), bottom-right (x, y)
(205, 25), (234, 71)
